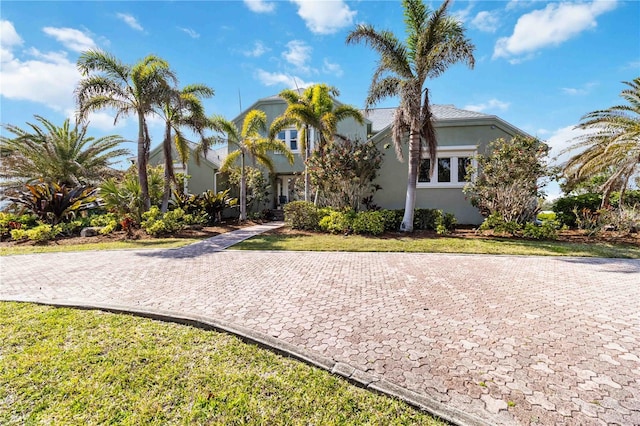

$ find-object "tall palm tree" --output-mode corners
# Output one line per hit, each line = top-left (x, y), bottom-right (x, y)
(346, 0), (474, 231)
(156, 84), (214, 212)
(209, 110), (294, 221)
(0, 115), (129, 190)
(76, 50), (176, 211)
(563, 78), (640, 206)
(269, 83), (364, 201)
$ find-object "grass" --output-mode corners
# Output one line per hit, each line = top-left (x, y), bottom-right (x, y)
(0, 302), (445, 426)
(234, 232), (640, 259)
(0, 238), (199, 256)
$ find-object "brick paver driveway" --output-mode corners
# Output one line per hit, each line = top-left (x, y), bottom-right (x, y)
(1, 238), (639, 425)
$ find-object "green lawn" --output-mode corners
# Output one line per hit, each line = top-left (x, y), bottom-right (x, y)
(0, 302), (445, 426)
(0, 238), (199, 256)
(234, 232), (640, 259)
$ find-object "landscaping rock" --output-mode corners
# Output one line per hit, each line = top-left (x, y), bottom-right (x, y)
(80, 227), (103, 237)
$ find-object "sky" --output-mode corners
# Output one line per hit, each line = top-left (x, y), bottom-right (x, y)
(1, 0), (639, 199)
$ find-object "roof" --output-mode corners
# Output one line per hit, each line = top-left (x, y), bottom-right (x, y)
(363, 106), (493, 133)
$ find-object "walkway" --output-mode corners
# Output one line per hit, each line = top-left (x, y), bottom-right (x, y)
(1, 224), (639, 425)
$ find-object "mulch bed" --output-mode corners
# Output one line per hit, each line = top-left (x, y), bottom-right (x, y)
(0, 221), (258, 247)
(265, 226), (640, 246)
(2, 221), (638, 248)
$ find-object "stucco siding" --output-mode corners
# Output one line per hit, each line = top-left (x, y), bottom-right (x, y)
(149, 146), (218, 195)
(372, 122), (521, 225)
(230, 98), (369, 175)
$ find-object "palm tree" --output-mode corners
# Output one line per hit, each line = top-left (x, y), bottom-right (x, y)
(76, 50), (176, 212)
(156, 84), (214, 212)
(563, 78), (640, 206)
(346, 0), (474, 231)
(209, 110), (294, 221)
(0, 115), (129, 190)
(269, 83), (364, 202)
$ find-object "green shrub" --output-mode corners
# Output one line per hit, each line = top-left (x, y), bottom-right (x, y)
(553, 193), (602, 227)
(379, 209), (403, 232)
(11, 224), (61, 242)
(352, 211), (385, 236)
(413, 209), (439, 230)
(479, 212), (521, 235)
(319, 210), (353, 234)
(0, 212), (38, 240)
(89, 213), (118, 227)
(522, 221), (559, 240)
(284, 201), (319, 231)
(610, 190), (640, 209)
(141, 206), (187, 237)
(435, 210), (457, 235)
(58, 218), (91, 236)
(537, 211), (557, 222)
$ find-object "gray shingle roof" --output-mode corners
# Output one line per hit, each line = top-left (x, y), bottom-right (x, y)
(364, 106), (492, 133)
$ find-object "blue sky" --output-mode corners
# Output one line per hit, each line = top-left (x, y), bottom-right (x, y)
(1, 0), (639, 199)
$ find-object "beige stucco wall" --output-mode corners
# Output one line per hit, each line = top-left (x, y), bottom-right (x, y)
(372, 121), (519, 225)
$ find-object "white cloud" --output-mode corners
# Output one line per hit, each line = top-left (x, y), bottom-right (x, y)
(453, 2), (475, 23)
(322, 58), (343, 77)
(244, 0), (276, 13)
(545, 124), (595, 165)
(282, 40), (312, 72)
(1, 43), (79, 112)
(562, 81), (597, 96)
(179, 27), (200, 39)
(255, 69), (314, 89)
(562, 88), (585, 96)
(117, 13), (144, 31)
(505, 0), (536, 11)
(64, 108), (129, 132)
(464, 98), (510, 113)
(494, 1), (618, 60)
(290, 0), (356, 34)
(42, 27), (97, 52)
(1, 20), (24, 48)
(243, 41), (270, 58)
(471, 11), (500, 33)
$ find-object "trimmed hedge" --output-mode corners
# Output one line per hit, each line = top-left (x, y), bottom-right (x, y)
(284, 204), (457, 235)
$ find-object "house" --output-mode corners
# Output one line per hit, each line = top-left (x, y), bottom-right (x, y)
(365, 106), (529, 224)
(148, 142), (226, 195)
(151, 92), (529, 225)
(229, 92), (370, 209)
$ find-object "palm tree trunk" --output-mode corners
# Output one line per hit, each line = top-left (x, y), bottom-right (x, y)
(400, 128), (421, 232)
(137, 113), (151, 212)
(240, 151), (247, 221)
(161, 124), (173, 212)
(304, 125), (310, 202)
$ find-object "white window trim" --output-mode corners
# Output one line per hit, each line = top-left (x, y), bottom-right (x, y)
(417, 145), (477, 189)
(275, 128), (300, 154)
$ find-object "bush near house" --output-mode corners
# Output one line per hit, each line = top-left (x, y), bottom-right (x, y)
(285, 202), (456, 235)
(552, 193), (602, 227)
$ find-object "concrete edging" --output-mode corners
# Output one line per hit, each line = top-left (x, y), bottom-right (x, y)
(5, 297), (489, 426)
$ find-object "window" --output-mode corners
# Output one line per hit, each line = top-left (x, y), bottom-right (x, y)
(437, 158), (451, 182)
(416, 147), (476, 188)
(458, 157), (471, 182)
(418, 159), (431, 183)
(277, 129), (299, 153)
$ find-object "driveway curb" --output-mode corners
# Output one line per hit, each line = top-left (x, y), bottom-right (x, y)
(4, 297), (489, 426)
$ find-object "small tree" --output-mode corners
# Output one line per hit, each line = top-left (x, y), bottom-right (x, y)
(226, 166), (270, 214)
(464, 135), (550, 224)
(307, 138), (383, 211)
